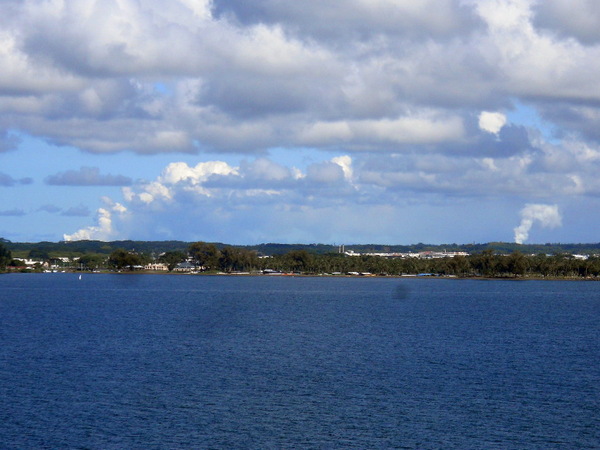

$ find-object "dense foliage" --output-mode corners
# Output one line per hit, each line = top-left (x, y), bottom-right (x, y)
(107, 249), (150, 271)
(159, 251), (187, 271)
(0, 242), (11, 271)
(261, 250), (600, 278)
(3, 238), (600, 278)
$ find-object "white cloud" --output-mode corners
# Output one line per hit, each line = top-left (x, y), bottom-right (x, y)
(478, 111), (507, 135)
(5, 0), (600, 243)
(123, 160), (239, 206)
(63, 208), (113, 241)
(0, 0), (599, 156)
(534, 0), (600, 44)
(60, 137), (600, 243)
(331, 155), (353, 182)
(159, 161), (238, 185)
(111, 200), (127, 214)
(300, 114), (465, 148)
(306, 161), (345, 184)
(475, 0), (532, 31)
(239, 158), (290, 182)
(0, 30), (84, 94)
(178, 0), (213, 20)
(63, 199), (127, 241)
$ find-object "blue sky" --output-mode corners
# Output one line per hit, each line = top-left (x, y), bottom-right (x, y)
(2, 0), (600, 245)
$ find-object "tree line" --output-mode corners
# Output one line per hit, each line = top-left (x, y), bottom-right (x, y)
(3, 240), (600, 278)
(0, 242), (11, 271)
(258, 249), (600, 278)
(96, 242), (260, 273)
(85, 245), (600, 278)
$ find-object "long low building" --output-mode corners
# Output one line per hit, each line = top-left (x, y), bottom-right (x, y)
(343, 250), (468, 259)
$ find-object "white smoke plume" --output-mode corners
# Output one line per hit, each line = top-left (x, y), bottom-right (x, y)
(514, 204), (562, 244)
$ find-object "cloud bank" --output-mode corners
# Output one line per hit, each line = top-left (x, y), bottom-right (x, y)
(2, 0), (600, 155)
(2, 0), (600, 243)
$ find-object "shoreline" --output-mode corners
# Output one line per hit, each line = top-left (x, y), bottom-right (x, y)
(3, 270), (598, 281)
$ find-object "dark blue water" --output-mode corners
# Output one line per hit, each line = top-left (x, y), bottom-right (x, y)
(0, 274), (598, 448)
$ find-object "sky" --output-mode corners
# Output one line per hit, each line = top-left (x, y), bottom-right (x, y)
(2, 0), (600, 245)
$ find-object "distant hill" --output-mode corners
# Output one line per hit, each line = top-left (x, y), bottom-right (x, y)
(3, 238), (600, 258)
(4, 240), (190, 258)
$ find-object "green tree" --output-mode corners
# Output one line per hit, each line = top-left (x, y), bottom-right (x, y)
(530, 253), (552, 277)
(159, 250), (187, 271)
(219, 246), (260, 273)
(188, 242), (220, 271)
(218, 246), (242, 273)
(507, 251), (528, 277)
(28, 248), (50, 261)
(471, 250), (497, 277)
(448, 255), (471, 276)
(78, 254), (106, 271)
(108, 249), (143, 271)
(0, 243), (11, 270)
(284, 250), (313, 273)
(587, 257), (600, 278)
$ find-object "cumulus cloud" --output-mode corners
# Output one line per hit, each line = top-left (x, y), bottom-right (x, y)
(159, 161), (238, 185)
(63, 198), (127, 241)
(123, 160), (239, 205)
(63, 208), (114, 241)
(533, 0), (600, 44)
(306, 161), (345, 184)
(4, 0), (600, 243)
(45, 167), (132, 186)
(331, 155), (353, 182)
(300, 114), (466, 149)
(514, 204), (562, 244)
(213, 0), (480, 41)
(239, 158), (291, 183)
(0, 0), (598, 156)
(479, 111), (507, 135)
(63, 134), (600, 243)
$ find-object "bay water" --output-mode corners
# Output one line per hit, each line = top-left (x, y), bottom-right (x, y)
(0, 274), (598, 448)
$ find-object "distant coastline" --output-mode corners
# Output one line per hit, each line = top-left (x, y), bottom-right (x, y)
(2, 239), (600, 280)
(3, 269), (599, 282)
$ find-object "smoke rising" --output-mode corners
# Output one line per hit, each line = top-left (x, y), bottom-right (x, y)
(514, 204), (562, 244)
